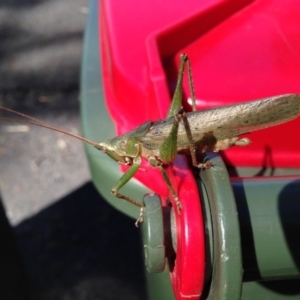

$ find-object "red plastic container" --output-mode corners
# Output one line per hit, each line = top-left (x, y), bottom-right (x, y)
(99, 0), (300, 298)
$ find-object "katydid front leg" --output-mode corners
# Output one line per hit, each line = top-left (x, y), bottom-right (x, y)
(111, 156), (145, 226)
(96, 122), (152, 226)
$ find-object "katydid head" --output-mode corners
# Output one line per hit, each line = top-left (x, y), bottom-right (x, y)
(95, 121), (152, 165)
(95, 121), (152, 166)
(96, 139), (131, 165)
(95, 133), (140, 166)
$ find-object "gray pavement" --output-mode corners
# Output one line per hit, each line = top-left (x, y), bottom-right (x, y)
(0, 0), (89, 225)
(0, 1), (147, 299)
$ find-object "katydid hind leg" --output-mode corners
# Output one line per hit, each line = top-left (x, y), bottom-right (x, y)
(167, 54), (187, 118)
(185, 56), (197, 112)
(167, 54), (197, 118)
(159, 54), (201, 206)
(163, 107), (200, 167)
(159, 113), (180, 163)
(177, 108), (200, 167)
(166, 54), (199, 165)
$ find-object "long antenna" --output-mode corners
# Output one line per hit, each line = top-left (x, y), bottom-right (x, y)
(0, 106), (99, 147)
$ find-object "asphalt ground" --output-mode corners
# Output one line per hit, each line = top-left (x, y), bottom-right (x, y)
(0, 1), (146, 299)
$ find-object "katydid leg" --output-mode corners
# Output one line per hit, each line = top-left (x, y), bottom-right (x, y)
(157, 164), (182, 211)
(148, 155), (182, 211)
(162, 106), (200, 168)
(176, 108), (199, 167)
(185, 55), (197, 112)
(111, 157), (144, 208)
(167, 54), (187, 117)
(167, 53), (197, 117)
(111, 157), (145, 225)
(164, 54), (199, 166)
(159, 114), (179, 163)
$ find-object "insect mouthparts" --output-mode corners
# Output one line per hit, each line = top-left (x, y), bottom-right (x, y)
(95, 143), (106, 152)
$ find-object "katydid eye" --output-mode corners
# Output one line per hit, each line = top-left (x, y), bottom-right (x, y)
(119, 139), (127, 150)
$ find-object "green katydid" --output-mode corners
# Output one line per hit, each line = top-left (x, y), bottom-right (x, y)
(1, 54), (300, 226)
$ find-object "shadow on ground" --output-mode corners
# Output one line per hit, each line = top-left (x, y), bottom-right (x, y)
(0, 182), (147, 300)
